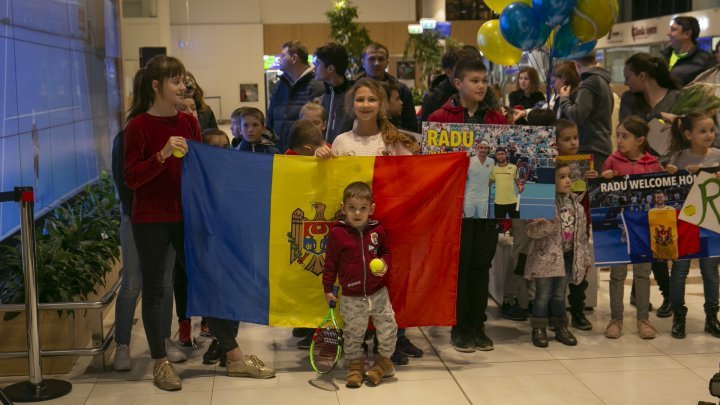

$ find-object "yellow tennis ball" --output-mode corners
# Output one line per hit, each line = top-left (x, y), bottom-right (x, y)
(172, 149), (185, 158)
(683, 204), (697, 217)
(369, 258), (384, 273)
(571, 0), (618, 42)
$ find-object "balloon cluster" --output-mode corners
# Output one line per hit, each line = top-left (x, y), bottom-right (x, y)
(477, 0), (618, 66)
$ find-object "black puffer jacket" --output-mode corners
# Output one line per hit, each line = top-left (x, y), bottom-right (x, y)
(662, 46), (716, 87)
(266, 68), (324, 152)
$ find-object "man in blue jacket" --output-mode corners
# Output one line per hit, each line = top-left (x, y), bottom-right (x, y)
(267, 40), (325, 152)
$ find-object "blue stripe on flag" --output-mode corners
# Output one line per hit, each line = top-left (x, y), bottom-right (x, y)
(182, 142), (273, 323)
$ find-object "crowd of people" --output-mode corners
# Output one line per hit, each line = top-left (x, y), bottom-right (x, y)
(115, 14), (720, 392)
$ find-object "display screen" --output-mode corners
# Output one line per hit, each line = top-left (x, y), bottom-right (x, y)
(0, 0), (122, 240)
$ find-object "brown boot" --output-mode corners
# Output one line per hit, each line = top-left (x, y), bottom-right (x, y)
(345, 359), (364, 388)
(365, 355), (395, 386)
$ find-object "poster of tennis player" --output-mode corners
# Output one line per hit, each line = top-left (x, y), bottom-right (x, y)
(421, 122), (555, 219)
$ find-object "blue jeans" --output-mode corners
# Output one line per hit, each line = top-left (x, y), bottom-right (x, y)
(114, 214), (174, 345)
(533, 251), (572, 319)
(670, 257), (720, 311)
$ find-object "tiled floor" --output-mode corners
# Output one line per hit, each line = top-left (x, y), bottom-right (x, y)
(3, 268), (720, 404)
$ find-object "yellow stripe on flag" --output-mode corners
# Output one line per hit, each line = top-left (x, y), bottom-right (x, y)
(648, 208), (679, 260)
(268, 156), (376, 327)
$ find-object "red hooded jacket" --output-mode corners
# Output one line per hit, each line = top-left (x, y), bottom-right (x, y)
(602, 150), (662, 176)
(426, 95), (509, 124)
(322, 220), (391, 297)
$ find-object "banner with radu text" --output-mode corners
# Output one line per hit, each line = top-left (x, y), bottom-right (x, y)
(422, 122), (556, 219)
(588, 171), (720, 265)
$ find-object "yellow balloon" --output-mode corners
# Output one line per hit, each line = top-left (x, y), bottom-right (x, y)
(484, 0), (531, 14)
(477, 20), (522, 66)
(571, 0), (618, 42)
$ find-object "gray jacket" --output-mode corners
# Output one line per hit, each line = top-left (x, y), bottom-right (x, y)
(524, 194), (592, 284)
(557, 66), (614, 163)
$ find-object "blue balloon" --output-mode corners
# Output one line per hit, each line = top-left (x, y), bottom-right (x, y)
(532, 19), (552, 49)
(552, 24), (597, 59)
(500, 2), (547, 51)
(532, 0), (576, 27)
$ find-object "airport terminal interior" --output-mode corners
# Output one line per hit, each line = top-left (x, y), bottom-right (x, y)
(3, 0), (720, 404)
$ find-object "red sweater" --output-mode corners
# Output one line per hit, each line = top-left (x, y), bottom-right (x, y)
(124, 112), (201, 223)
(602, 150), (662, 176)
(427, 96), (509, 124)
(322, 221), (391, 297)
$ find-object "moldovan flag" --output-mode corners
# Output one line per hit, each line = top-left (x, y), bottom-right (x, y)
(181, 142), (468, 328)
(623, 210), (700, 262)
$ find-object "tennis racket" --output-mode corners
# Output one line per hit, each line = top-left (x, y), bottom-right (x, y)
(516, 161), (530, 211)
(310, 285), (343, 374)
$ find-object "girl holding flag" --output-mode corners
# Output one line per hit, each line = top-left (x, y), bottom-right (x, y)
(665, 112), (720, 339)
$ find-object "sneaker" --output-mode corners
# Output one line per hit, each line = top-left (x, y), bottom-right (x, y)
(450, 329), (476, 353)
(113, 344), (131, 372)
(165, 338), (187, 363)
(203, 339), (222, 365)
(226, 355), (276, 378)
(656, 299), (673, 318)
(637, 319), (657, 339)
(176, 319), (193, 347)
(200, 319), (212, 337)
(502, 301), (528, 321)
(396, 336), (424, 358)
(292, 327), (306, 338)
(153, 361), (182, 391)
(390, 349), (409, 365)
(297, 333), (313, 349)
(604, 319), (623, 339)
(472, 327), (494, 351)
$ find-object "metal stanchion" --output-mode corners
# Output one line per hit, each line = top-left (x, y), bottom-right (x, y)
(3, 187), (72, 402)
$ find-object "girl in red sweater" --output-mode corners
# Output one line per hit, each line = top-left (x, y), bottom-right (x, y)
(601, 116), (663, 340)
(124, 56), (200, 391)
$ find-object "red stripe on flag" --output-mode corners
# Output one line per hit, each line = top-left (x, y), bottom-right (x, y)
(676, 210), (701, 257)
(372, 153), (468, 327)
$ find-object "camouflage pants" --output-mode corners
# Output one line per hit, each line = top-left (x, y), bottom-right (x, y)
(339, 287), (397, 360)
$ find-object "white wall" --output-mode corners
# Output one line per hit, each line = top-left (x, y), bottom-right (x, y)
(121, 0), (172, 100)
(170, 24), (265, 122)
(168, 0), (415, 24)
(123, 0), (418, 122)
(169, 0), (261, 24)
(421, 0), (445, 21)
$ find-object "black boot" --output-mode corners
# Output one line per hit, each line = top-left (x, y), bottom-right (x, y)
(570, 310), (593, 331)
(671, 306), (688, 339)
(656, 298), (673, 318)
(554, 317), (577, 346)
(705, 306), (720, 338)
(530, 318), (548, 348)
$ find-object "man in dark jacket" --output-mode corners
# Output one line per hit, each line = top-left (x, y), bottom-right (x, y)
(267, 40), (325, 152)
(663, 15), (716, 87)
(314, 42), (354, 144)
(557, 52), (613, 170)
(355, 43), (418, 132)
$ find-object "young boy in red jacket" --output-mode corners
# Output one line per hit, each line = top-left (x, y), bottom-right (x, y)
(322, 182), (397, 388)
(428, 58), (508, 352)
(427, 58), (508, 125)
